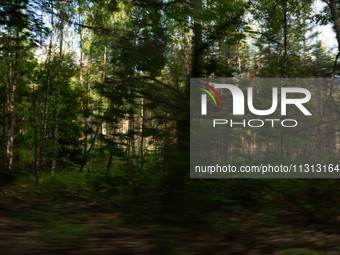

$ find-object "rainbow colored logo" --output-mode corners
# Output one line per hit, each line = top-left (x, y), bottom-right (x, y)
(197, 82), (222, 106)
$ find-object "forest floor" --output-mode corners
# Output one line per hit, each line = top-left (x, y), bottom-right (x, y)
(1, 174), (340, 255)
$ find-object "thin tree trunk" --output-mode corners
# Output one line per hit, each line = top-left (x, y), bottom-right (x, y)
(327, 0), (340, 52)
(254, 51), (257, 78)
(88, 138), (96, 173)
(236, 44), (241, 77)
(51, 0), (67, 179)
(106, 154), (113, 176)
(100, 45), (107, 163)
(325, 0), (340, 77)
(218, 39), (223, 66)
(80, 122), (101, 174)
(191, 0), (203, 78)
(3, 29), (10, 167)
(89, 45), (107, 173)
(268, 41), (271, 70)
(78, 6), (87, 156)
(102, 45), (107, 83)
(247, 61), (250, 78)
(129, 99), (136, 177)
(33, 83), (39, 184)
(78, 61), (91, 173)
(39, 0), (54, 175)
(130, 22), (137, 182)
(125, 126), (130, 167)
(79, 101), (113, 174)
(106, 124), (117, 176)
(84, 61), (90, 154)
(319, 85), (327, 157)
(6, 27), (12, 169)
(227, 49), (230, 65)
(35, 21), (44, 180)
(282, 3), (288, 158)
(283, 2), (288, 78)
(303, 29), (307, 68)
(35, 67), (42, 178)
(7, 29), (19, 171)
(139, 98), (144, 169)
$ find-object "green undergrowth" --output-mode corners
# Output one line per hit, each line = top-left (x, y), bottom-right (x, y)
(2, 169), (340, 253)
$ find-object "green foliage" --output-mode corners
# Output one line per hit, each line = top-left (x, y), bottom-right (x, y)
(1, 0), (340, 253)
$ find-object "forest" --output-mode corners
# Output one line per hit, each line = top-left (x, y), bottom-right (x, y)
(2, 0), (340, 254)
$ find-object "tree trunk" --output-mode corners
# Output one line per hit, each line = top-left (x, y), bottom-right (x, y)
(3, 29), (10, 167)
(33, 83), (39, 184)
(303, 29), (307, 68)
(328, 0), (340, 52)
(282, 2), (288, 158)
(319, 84), (327, 157)
(191, 0), (203, 78)
(84, 61), (90, 156)
(51, 0), (66, 179)
(129, 99), (136, 178)
(106, 154), (114, 177)
(39, 0), (54, 175)
(6, 27), (12, 170)
(79, 57), (91, 173)
(268, 41), (271, 71)
(88, 45), (107, 173)
(106, 124), (117, 176)
(35, 21), (44, 181)
(34, 61), (43, 183)
(35, 71), (42, 178)
(237, 44), (241, 77)
(254, 51), (257, 78)
(7, 29), (19, 171)
(324, 0), (340, 77)
(78, 6), (87, 157)
(139, 97), (144, 169)
(283, 2), (288, 78)
(79, 102), (113, 174)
